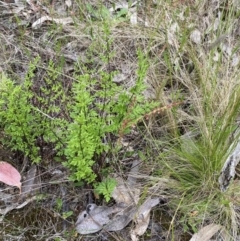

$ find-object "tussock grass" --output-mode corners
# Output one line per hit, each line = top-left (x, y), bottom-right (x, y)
(140, 0), (240, 239)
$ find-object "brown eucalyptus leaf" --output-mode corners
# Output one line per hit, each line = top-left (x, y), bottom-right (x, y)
(112, 179), (140, 205)
(190, 223), (222, 241)
(21, 165), (39, 198)
(75, 209), (104, 234)
(32, 16), (73, 29)
(75, 204), (122, 234)
(131, 213), (150, 241)
(0, 161), (21, 192)
(112, 160), (141, 205)
(75, 204), (109, 234)
(131, 198), (160, 241)
(104, 205), (137, 231)
(135, 198), (160, 220)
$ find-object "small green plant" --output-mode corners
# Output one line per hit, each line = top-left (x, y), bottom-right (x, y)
(54, 197), (73, 220)
(86, 3), (111, 20)
(94, 178), (117, 202)
(64, 49), (155, 183)
(0, 57), (68, 162)
(86, 3), (129, 22)
(0, 22), (156, 202)
(62, 211), (73, 219)
(55, 197), (63, 212)
(63, 22), (156, 186)
(0, 58), (41, 161)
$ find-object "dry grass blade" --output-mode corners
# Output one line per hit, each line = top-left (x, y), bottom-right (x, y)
(32, 16), (74, 29)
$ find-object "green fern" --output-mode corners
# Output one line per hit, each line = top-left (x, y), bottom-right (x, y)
(94, 178), (117, 202)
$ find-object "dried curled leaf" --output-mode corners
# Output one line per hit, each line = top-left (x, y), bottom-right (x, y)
(190, 223), (222, 241)
(75, 204), (123, 234)
(75, 160), (160, 237)
(104, 204), (137, 231)
(111, 177), (140, 205)
(0, 161), (21, 192)
(131, 198), (160, 241)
